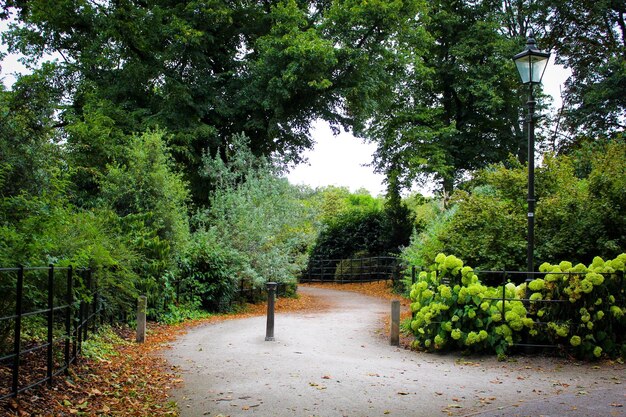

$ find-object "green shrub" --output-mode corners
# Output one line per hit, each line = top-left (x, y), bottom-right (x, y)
(403, 142), (626, 271)
(408, 253), (626, 360)
(178, 231), (243, 313)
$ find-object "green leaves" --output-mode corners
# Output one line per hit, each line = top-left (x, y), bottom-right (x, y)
(192, 134), (316, 301)
(367, 0), (527, 196)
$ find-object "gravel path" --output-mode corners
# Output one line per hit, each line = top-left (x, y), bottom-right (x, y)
(166, 286), (625, 417)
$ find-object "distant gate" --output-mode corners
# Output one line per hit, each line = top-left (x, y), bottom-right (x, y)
(301, 256), (402, 284)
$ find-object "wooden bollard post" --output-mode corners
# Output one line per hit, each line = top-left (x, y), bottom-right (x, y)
(390, 300), (400, 346)
(136, 295), (147, 343)
(265, 282), (277, 341)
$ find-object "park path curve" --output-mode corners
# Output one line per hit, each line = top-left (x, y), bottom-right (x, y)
(166, 286), (625, 417)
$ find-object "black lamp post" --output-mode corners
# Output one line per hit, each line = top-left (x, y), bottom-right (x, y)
(513, 31), (550, 277)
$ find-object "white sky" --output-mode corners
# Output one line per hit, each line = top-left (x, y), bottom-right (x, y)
(1, 26), (570, 197)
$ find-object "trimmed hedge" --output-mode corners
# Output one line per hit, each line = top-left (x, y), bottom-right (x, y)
(408, 253), (626, 359)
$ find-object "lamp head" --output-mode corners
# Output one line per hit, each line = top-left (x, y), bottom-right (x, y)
(513, 31), (550, 84)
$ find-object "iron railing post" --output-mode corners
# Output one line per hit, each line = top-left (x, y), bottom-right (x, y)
(46, 264), (54, 385)
(65, 266), (73, 372)
(12, 265), (24, 397)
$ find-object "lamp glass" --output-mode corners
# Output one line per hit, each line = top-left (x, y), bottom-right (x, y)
(514, 53), (549, 84)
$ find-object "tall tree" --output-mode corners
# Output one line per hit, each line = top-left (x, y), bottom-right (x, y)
(540, 0), (626, 141)
(366, 0), (532, 198)
(1, 0), (425, 203)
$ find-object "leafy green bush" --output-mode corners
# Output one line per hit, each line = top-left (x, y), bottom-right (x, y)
(178, 230), (243, 312)
(192, 134), (315, 308)
(408, 253), (626, 359)
(403, 142), (626, 271)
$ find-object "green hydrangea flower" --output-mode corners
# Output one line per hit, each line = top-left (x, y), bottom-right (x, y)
(559, 261), (573, 271)
(570, 335), (581, 346)
(539, 262), (552, 272)
(466, 331), (480, 345)
(587, 272), (604, 286)
(610, 306), (624, 318)
(580, 279), (593, 293)
(528, 279), (545, 292)
(438, 285), (452, 299)
(421, 289), (434, 300)
(451, 329), (462, 340)
(591, 256), (605, 269)
(435, 253), (446, 264)
(593, 346), (602, 358)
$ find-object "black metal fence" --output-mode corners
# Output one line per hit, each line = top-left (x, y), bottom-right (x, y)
(300, 256), (402, 284)
(0, 265), (99, 400)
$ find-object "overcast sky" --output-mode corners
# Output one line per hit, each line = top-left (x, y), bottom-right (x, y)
(1, 28), (570, 197)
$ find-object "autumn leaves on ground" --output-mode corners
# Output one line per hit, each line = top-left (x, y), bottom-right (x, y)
(0, 281), (402, 417)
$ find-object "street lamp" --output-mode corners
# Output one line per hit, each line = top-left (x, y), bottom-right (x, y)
(513, 31), (550, 277)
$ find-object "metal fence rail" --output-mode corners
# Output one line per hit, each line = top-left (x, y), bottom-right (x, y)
(301, 256), (402, 284)
(0, 265), (99, 400)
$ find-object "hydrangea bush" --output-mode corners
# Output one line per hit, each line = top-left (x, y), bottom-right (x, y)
(408, 253), (626, 359)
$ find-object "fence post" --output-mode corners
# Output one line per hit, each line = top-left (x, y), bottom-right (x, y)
(12, 265), (24, 397)
(339, 260), (343, 284)
(47, 264), (54, 386)
(77, 271), (84, 355)
(84, 269), (92, 340)
(136, 295), (147, 343)
(501, 270), (507, 319)
(94, 268), (99, 331)
(390, 300), (400, 346)
(360, 257), (364, 282)
(265, 282), (277, 341)
(65, 266), (73, 373)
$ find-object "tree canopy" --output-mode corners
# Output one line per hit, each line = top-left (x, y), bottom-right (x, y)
(1, 0), (425, 203)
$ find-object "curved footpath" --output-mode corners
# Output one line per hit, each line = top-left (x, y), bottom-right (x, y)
(166, 286), (625, 417)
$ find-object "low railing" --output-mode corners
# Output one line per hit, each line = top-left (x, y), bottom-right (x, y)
(301, 256), (402, 284)
(0, 265), (99, 400)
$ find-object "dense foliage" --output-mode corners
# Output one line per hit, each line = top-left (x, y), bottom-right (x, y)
(1, 0), (624, 339)
(403, 141), (626, 271)
(188, 134), (317, 310)
(408, 253), (626, 359)
(1, 0), (424, 203)
(307, 189), (413, 261)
